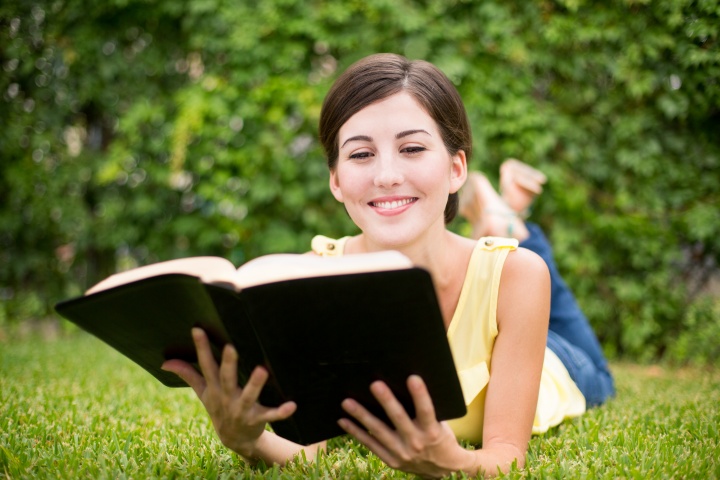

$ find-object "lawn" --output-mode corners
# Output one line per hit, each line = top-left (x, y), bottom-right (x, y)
(1, 330), (719, 479)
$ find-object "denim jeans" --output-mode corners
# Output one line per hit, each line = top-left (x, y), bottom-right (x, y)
(520, 223), (615, 406)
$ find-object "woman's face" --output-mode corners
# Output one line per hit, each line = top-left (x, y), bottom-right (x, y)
(330, 91), (466, 249)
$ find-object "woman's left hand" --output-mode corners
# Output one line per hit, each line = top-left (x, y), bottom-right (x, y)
(337, 375), (475, 479)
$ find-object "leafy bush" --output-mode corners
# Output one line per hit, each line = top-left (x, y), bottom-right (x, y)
(667, 296), (720, 365)
(1, 0), (718, 362)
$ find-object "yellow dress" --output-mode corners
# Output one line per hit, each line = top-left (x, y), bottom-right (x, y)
(311, 235), (586, 443)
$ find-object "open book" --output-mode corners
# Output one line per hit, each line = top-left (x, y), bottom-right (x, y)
(55, 252), (466, 445)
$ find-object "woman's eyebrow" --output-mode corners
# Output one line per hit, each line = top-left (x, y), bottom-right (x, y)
(341, 129), (430, 148)
(396, 129), (431, 139)
(341, 135), (373, 148)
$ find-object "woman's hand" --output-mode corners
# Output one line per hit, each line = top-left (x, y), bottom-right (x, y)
(337, 375), (476, 479)
(161, 328), (297, 458)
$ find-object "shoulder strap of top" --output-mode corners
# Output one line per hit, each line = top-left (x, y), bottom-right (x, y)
(311, 235), (350, 257)
(476, 236), (519, 252)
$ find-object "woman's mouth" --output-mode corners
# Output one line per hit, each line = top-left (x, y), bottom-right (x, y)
(369, 197), (418, 211)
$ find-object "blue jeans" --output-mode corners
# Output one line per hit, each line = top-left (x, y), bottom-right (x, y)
(520, 223), (615, 407)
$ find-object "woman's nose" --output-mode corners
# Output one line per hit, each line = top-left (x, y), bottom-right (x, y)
(373, 154), (404, 188)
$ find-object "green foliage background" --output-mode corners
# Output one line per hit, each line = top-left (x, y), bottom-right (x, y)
(1, 0), (718, 363)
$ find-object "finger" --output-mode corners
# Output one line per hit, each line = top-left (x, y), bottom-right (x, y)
(407, 375), (438, 429)
(341, 397), (400, 446)
(337, 417), (395, 463)
(233, 367), (297, 423)
(235, 365), (271, 411)
(261, 400), (298, 423)
(369, 381), (416, 435)
(219, 344), (239, 396)
(192, 327), (220, 385)
(162, 359), (207, 398)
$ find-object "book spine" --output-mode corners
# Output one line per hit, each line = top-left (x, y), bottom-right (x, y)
(205, 285), (290, 406)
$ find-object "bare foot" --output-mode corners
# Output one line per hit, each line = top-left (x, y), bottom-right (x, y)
(459, 172), (529, 241)
(500, 159), (547, 217)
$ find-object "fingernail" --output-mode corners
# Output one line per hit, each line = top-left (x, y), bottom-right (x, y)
(370, 381), (386, 394)
(224, 344), (238, 359)
(341, 398), (354, 412)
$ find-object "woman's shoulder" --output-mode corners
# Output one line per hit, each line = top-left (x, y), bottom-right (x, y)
(468, 234), (546, 276)
(503, 245), (549, 279)
(497, 245), (551, 327)
(462, 236), (519, 275)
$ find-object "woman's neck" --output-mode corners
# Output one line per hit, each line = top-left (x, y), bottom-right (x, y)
(347, 223), (450, 271)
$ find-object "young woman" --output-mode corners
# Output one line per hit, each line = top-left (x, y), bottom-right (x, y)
(162, 53), (613, 478)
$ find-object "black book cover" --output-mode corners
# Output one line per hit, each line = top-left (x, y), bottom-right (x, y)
(55, 268), (466, 445)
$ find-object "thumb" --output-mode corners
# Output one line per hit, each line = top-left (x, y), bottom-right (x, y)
(162, 359), (207, 398)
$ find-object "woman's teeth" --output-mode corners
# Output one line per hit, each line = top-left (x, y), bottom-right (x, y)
(372, 198), (415, 210)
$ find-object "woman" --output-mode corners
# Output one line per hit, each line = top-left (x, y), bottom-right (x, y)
(162, 53), (613, 478)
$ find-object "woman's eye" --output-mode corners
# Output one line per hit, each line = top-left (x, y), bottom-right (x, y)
(349, 151), (373, 160)
(402, 146), (426, 155)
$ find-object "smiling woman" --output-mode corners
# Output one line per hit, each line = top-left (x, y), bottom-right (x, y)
(319, 54), (471, 226)
(161, 53), (611, 478)
(328, 92), (465, 250)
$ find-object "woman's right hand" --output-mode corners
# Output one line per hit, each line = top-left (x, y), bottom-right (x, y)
(161, 327), (298, 458)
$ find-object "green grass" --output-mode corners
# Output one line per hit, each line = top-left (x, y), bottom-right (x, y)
(2, 331), (719, 479)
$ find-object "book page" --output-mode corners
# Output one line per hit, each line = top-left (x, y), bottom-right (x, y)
(86, 256), (238, 295)
(233, 251), (413, 289)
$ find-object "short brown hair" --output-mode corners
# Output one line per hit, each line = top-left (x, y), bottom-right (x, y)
(319, 53), (472, 224)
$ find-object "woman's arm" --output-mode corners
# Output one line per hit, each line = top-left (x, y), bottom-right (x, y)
(476, 246), (550, 474)
(337, 247), (550, 478)
(162, 328), (326, 465)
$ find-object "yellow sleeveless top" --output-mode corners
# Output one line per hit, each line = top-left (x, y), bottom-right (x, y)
(311, 235), (586, 443)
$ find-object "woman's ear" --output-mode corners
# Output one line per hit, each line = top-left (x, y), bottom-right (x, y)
(449, 150), (468, 194)
(329, 169), (344, 203)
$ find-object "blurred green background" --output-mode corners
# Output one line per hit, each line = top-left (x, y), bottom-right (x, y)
(1, 0), (718, 364)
